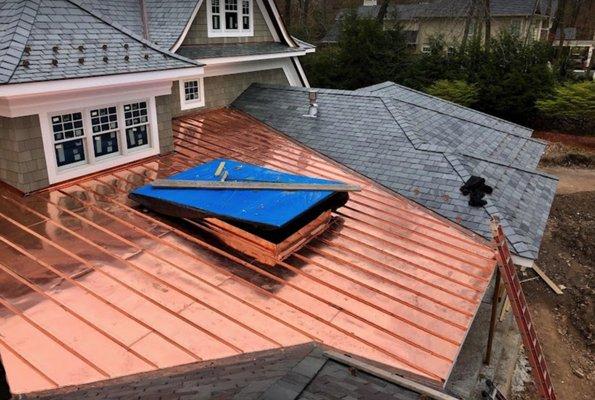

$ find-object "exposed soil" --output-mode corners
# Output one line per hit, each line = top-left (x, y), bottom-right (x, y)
(533, 131), (595, 151)
(511, 183), (594, 400)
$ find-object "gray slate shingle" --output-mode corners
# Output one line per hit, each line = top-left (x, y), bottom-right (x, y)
(21, 344), (424, 399)
(232, 83), (557, 260)
(0, 0), (200, 85)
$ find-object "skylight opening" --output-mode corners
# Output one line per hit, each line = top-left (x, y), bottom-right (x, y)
(130, 159), (355, 265)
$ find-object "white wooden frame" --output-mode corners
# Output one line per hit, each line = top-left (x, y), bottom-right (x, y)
(39, 97), (160, 184)
(179, 77), (206, 110)
(207, 0), (254, 38)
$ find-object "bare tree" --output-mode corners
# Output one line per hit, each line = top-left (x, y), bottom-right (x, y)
(377, 0), (391, 23)
(301, 0), (310, 26)
(484, 0), (491, 50)
(462, 0), (477, 48)
(284, 0), (292, 27)
(549, 0), (567, 44)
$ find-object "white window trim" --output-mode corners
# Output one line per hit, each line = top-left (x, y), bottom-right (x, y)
(179, 77), (206, 110)
(421, 45), (431, 54)
(207, 0), (254, 38)
(39, 97), (160, 185)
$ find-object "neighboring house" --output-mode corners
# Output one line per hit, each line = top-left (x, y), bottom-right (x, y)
(554, 28), (595, 72)
(322, 0), (555, 52)
(233, 81), (557, 264)
(0, 0), (313, 193)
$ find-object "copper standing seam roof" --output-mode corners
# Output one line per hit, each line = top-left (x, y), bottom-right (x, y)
(0, 108), (496, 395)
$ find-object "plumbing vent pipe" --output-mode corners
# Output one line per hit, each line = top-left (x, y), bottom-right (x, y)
(304, 90), (319, 118)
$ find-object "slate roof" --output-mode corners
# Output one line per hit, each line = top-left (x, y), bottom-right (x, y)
(232, 83), (557, 260)
(20, 344), (425, 400)
(0, 0), (201, 85)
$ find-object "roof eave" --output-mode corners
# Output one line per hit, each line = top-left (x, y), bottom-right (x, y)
(0, 66), (205, 98)
(196, 49), (313, 65)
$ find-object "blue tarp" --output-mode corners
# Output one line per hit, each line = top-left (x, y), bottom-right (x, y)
(131, 159), (345, 228)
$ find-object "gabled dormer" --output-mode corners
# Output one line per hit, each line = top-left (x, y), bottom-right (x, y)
(0, 0), (314, 193)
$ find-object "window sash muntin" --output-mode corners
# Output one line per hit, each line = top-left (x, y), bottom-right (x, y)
(49, 99), (153, 170)
(209, 0), (252, 35)
(184, 80), (200, 102)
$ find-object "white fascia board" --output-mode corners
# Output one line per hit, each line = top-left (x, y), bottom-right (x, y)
(0, 67), (204, 98)
(292, 57), (310, 87)
(198, 50), (309, 65)
(1, 80), (175, 118)
(256, 0), (280, 42)
(171, 0), (204, 52)
(512, 255), (536, 269)
(264, 0), (297, 47)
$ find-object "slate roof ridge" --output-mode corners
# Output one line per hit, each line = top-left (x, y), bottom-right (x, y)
(362, 82), (537, 139)
(456, 152), (558, 180)
(380, 96), (552, 179)
(0, 0), (42, 84)
(383, 95), (530, 255)
(443, 153), (524, 253)
(380, 97), (432, 149)
(247, 84), (553, 177)
(66, 0), (202, 67)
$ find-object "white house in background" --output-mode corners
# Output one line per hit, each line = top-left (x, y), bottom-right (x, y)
(0, 0), (314, 193)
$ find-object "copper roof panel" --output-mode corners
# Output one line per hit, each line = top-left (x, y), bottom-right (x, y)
(0, 109), (496, 395)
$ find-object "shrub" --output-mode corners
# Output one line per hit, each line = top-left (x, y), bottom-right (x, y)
(425, 80), (479, 107)
(302, 9), (412, 90)
(536, 82), (595, 135)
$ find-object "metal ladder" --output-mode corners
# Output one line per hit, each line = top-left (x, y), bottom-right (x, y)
(491, 217), (557, 400)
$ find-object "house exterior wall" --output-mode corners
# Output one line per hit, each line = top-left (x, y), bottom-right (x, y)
(182, 1), (274, 46)
(0, 115), (49, 193)
(156, 95), (175, 154)
(394, 15), (546, 52)
(170, 68), (289, 117)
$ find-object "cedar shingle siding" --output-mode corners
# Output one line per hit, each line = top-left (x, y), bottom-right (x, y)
(181, 2), (274, 45)
(170, 68), (288, 117)
(0, 115), (48, 193)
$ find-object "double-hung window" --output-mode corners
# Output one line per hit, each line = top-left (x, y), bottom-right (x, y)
(179, 77), (205, 110)
(52, 112), (86, 168)
(124, 101), (150, 150)
(90, 106), (119, 159)
(45, 99), (159, 183)
(208, 0), (253, 37)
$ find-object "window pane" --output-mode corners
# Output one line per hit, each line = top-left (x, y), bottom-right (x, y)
(52, 112), (84, 142)
(90, 106), (118, 133)
(243, 15), (249, 29)
(124, 101), (148, 127)
(212, 15), (220, 29)
(184, 80), (200, 102)
(225, 12), (238, 29)
(55, 139), (85, 167)
(212, 0), (220, 13)
(225, 0), (237, 10)
(126, 125), (149, 149)
(242, 0), (249, 14)
(93, 131), (119, 158)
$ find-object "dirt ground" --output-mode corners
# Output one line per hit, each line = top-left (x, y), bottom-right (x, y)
(511, 137), (594, 400)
